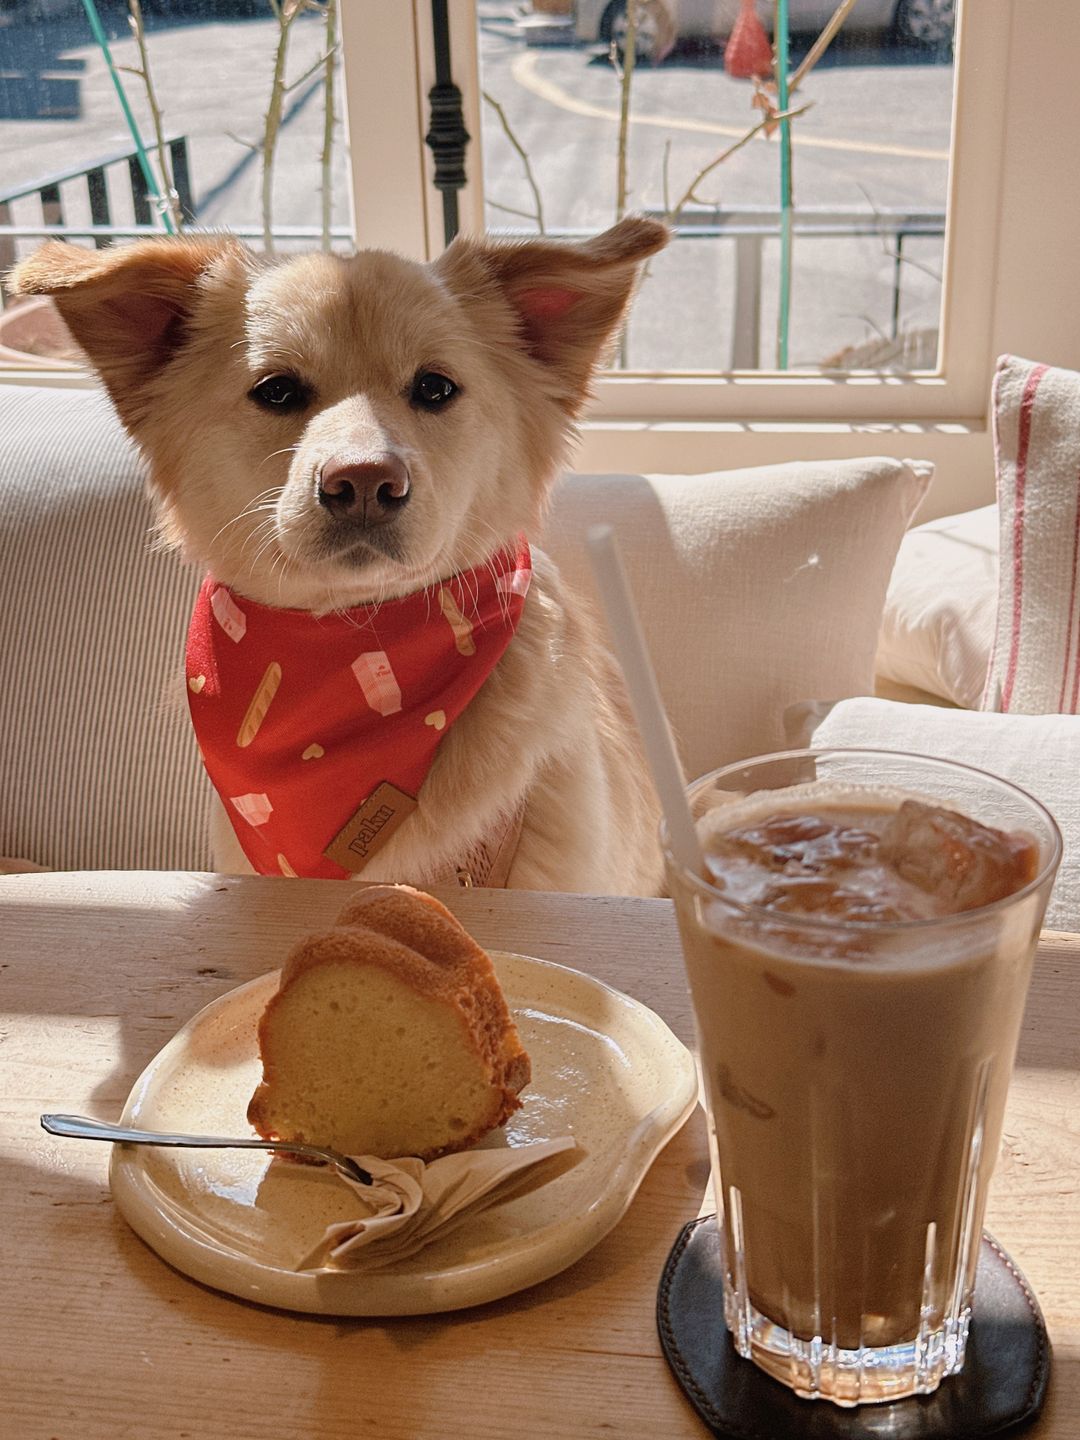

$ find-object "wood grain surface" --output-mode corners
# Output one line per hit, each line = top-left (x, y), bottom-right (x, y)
(1, 872), (1077, 1439)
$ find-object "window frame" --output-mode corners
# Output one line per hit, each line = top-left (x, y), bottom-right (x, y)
(6, 0), (1080, 519)
(341, 0), (1009, 426)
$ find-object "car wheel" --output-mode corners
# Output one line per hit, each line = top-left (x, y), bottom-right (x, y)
(894, 0), (955, 50)
(601, 0), (676, 66)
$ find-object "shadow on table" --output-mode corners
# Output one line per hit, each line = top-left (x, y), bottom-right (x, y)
(2, 873), (348, 1117)
(94, 1119), (709, 1437)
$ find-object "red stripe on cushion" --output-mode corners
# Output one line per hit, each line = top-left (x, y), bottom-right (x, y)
(1060, 471), (1080, 714)
(1001, 362), (1049, 711)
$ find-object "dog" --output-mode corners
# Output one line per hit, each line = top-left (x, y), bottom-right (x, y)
(10, 218), (669, 894)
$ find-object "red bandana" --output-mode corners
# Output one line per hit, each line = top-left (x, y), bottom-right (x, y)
(186, 539), (532, 879)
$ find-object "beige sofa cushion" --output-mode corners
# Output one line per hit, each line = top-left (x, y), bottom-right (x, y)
(875, 504), (998, 709)
(0, 381), (928, 873)
(0, 385), (212, 871)
(543, 458), (932, 783)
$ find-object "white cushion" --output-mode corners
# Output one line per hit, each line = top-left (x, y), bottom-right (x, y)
(542, 457), (931, 783)
(785, 695), (1080, 931)
(875, 504), (998, 709)
(984, 354), (1080, 714)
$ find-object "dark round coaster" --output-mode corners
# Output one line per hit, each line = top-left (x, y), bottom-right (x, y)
(657, 1217), (1051, 1439)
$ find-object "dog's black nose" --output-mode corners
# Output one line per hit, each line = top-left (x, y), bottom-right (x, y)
(317, 453), (410, 525)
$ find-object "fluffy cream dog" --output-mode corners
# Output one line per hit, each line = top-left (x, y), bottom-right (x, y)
(11, 219), (667, 893)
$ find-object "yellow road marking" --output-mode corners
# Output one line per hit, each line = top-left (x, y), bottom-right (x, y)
(510, 51), (950, 163)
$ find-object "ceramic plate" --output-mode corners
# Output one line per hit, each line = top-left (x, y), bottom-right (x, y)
(109, 952), (698, 1315)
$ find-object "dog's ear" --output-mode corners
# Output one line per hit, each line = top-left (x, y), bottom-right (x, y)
(7, 235), (249, 424)
(435, 216), (669, 411)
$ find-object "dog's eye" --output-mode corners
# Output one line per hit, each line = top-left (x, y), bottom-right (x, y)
(410, 371), (458, 411)
(250, 374), (309, 413)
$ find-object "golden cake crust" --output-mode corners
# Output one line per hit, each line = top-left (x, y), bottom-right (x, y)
(247, 886), (531, 1159)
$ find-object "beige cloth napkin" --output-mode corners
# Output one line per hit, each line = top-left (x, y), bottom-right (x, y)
(297, 1136), (579, 1272)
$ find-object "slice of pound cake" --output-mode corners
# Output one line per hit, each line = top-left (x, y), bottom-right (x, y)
(247, 886), (531, 1161)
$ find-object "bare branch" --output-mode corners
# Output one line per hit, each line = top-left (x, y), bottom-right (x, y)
(483, 89), (545, 233)
(486, 199), (545, 222)
(855, 181), (944, 284)
(789, 0), (863, 96)
(666, 101), (813, 223)
(614, 0), (640, 221)
(127, 0), (184, 231)
(261, 2), (302, 254)
(284, 46), (338, 95)
(319, 0), (337, 251)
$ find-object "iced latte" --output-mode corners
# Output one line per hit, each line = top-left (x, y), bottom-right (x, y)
(663, 750), (1061, 1406)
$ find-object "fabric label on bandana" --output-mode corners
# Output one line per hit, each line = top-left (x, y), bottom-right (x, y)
(324, 781), (418, 874)
(186, 538), (532, 879)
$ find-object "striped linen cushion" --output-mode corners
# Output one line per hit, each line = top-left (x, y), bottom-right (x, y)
(0, 384), (212, 870)
(982, 355), (1080, 714)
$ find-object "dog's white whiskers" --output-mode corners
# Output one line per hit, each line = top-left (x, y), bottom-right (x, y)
(258, 445), (301, 473)
(209, 512), (268, 550)
(266, 548), (295, 606)
(208, 485), (286, 551)
(243, 514), (289, 575)
(245, 532), (279, 570)
(240, 515), (277, 548)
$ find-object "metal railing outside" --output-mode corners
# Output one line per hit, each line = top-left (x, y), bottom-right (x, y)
(1, 148), (944, 373)
(0, 135), (197, 301)
(656, 205), (945, 369)
(498, 207), (946, 370)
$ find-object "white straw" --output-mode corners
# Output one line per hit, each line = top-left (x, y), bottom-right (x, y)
(585, 524), (704, 876)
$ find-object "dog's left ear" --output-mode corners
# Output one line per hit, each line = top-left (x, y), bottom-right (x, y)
(435, 216), (669, 409)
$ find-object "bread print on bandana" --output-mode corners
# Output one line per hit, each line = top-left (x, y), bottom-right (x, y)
(237, 661), (282, 747)
(438, 588), (477, 656)
(185, 536), (531, 879)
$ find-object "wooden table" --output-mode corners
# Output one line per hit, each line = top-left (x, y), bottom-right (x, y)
(2, 872), (1078, 1440)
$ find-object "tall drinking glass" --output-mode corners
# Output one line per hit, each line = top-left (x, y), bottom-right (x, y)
(662, 749), (1061, 1406)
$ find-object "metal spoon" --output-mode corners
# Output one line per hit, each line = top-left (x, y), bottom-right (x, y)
(40, 1113), (373, 1186)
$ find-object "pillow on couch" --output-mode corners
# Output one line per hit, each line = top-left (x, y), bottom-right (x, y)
(785, 694), (1080, 931)
(0, 385), (212, 871)
(542, 457), (931, 783)
(875, 504), (998, 709)
(983, 354), (1080, 714)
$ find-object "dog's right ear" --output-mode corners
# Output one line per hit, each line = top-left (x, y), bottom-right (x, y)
(8, 236), (249, 425)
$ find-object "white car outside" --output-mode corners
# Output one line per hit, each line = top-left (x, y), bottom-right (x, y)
(572, 0), (955, 62)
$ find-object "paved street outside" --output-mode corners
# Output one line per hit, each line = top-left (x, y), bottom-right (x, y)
(0, 1), (351, 239)
(476, 3), (953, 367)
(0, 0), (955, 370)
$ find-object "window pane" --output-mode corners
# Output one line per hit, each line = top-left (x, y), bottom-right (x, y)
(477, 0), (956, 373)
(0, 0), (349, 362)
